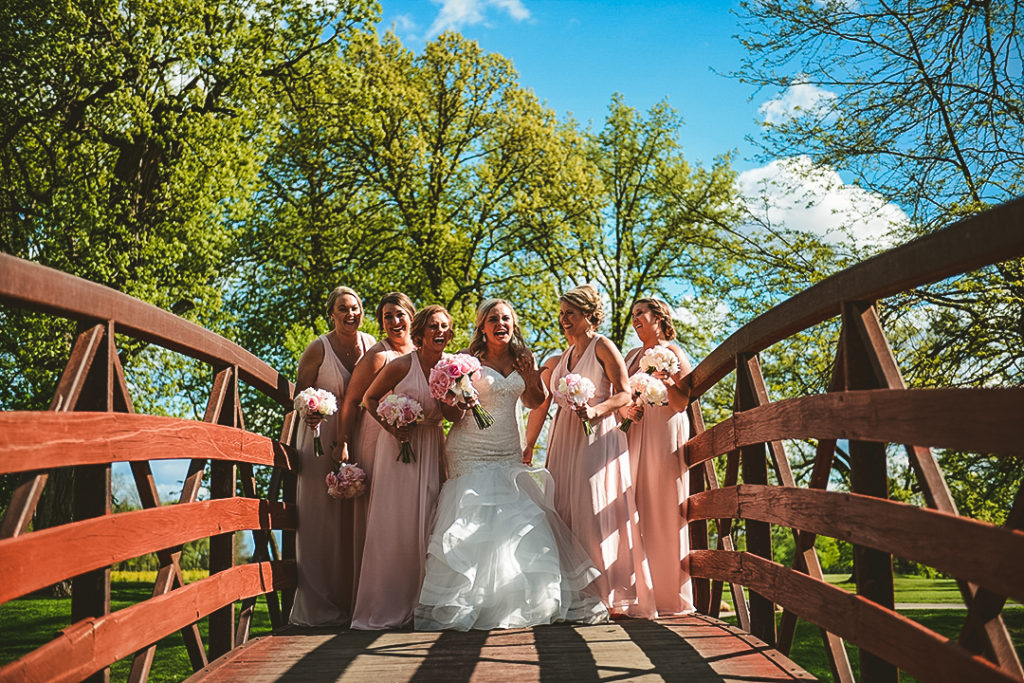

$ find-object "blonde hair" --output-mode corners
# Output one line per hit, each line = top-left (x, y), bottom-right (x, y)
(633, 297), (677, 340)
(410, 305), (452, 347)
(560, 284), (604, 327)
(468, 299), (530, 363)
(325, 286), (362, 320)
(374, 291), (416, 329)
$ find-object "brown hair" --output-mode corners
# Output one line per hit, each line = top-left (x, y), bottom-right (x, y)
(410, 304), (453, 347)
(632, 297), (677, 340)
(374, 291), (416, 329)
(560, 284), (604, 327)
(468, 298), (530, 363)
(325, 286), (362, 320)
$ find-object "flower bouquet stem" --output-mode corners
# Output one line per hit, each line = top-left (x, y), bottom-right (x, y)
(397, 440), (417, 463)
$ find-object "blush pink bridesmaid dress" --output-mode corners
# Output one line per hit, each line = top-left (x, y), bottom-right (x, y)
(546, 335), (655, 618)
(623, 345), (694, 616)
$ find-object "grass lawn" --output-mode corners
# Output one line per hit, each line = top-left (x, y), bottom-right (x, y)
(2, 572), (1021, 681)
(0, 571), (275, 682)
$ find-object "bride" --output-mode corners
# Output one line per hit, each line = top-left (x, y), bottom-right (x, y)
(415, 299), (609, 631)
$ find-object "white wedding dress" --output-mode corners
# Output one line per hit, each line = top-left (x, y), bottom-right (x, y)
(415, 366), (609, 631)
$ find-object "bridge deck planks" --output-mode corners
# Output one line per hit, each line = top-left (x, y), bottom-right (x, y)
(187, 614), (814, 682)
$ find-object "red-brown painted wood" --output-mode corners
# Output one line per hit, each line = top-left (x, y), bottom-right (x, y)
(687, 485), (1024, 603)
(0, 561), (296, 683)
(0, 253), (293, 407)
(0, 498), (294, 603)
(0, 412), (295, 474)
(686, 387), (1024, 468)
(688, 550), (1022, 683)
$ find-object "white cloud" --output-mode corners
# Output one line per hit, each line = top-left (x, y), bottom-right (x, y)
(758, 76), (837, 125)
(426, 0), (531, 37)
(737, 156), (907, 247)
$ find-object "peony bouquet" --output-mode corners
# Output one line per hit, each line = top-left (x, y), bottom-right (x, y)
(619, 372), (668, 433)
(429, 353), (494, 429)
(293, 387), (338, 457)
(556, 372), (596, 436)
(326, 462), (368, 499)
(376, 393), (424, 463)
(639, 344), (680, 376)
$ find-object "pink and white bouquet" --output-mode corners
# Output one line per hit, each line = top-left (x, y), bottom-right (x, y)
(619, 372), (669, 433)
(429, 353), (495, 429)
(293, 387), (338, 457)
(376, 393), (424, 463)
(639, 345), (680, 376)
(326, 462), (368, 499)
(555, 372), (596, 436)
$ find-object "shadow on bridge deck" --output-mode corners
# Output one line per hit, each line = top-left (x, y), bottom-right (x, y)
(186, 614), (814, 682)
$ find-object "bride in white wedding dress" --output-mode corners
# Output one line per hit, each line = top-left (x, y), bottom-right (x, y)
(415, 299), (609, 631)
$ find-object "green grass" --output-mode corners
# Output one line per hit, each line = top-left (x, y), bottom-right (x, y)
(1, 574), (275, 682)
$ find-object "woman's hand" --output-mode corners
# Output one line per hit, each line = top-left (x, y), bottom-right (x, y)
(522, 445), (534, 465)
(304, 413), (324, 428)
(624, 403), (645, 422)
(332, 442), (349, 463)
(574, 403), (597, 421)
(390, 423), (413, 442)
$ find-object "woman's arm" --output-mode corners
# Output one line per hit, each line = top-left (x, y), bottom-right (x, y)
(515, 347), (548, 410)
(295, 339), (325, 427)
(578, 337), (631, 420)
(523, 355), (558, 463)
(339, 343), (389, 453)
(363, 355), (414, 442)
(665, 345), (693, 413)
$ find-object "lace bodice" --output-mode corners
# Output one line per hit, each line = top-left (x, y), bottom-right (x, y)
(445, 365), (525, 478)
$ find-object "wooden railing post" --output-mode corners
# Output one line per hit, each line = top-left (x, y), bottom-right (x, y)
(840, 302), (898, 682)
(208, 365), (240, 659)
(686, 400), (711, 614)
(735, 352), (775, 647)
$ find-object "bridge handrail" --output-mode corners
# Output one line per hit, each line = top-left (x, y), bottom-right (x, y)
(0, 253), (294, 407)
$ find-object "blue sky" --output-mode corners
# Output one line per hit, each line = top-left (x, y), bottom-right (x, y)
(377, 0), (762, 169)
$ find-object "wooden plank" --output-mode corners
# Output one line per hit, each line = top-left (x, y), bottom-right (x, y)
(0, 498), (294, 603)
(686, 386), (1024, 468)
(687, 485), (1024, 604)
(0, 412), (296, 474)
(0, 253), (294, 406)
(186, 616), (814, 682)
(0, 561), (295, 683)
(688, 197), (1024, 398)
(735, 353), (775, 647)
(688, 550), (1021, 683)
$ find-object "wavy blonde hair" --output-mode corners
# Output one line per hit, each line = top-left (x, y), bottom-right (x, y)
(560, 284), (604, 327)
(468, 299), (530, 365)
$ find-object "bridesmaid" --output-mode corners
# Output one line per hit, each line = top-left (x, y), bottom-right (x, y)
(350, 305), (465, 629)
(289, 286), (375, 626)
(545, 285), (654, 618)
(620, 297), (695, 616)
(337, 292), (417, 612)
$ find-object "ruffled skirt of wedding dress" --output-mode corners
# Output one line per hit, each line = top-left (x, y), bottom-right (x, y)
(415, 462), (610, 631)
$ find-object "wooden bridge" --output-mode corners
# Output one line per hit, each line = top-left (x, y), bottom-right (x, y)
(1, 198), (1023, 682)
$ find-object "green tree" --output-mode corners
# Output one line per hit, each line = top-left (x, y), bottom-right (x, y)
(733, 0), (1024, 517)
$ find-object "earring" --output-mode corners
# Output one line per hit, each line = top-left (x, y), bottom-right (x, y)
(482, 332), (488, 342)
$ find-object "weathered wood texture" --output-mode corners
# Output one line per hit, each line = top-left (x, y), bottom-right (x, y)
(688, 551), (1020, 683)
(186, 615), (814, 682)
(0, 498), (295, 603)
(686, 387), (1024, 468)
(688, 196), (1024, 397)
(688, 485), (1024, 604)
(0, 412), (295, 474)
(0, 253), (293, 406)
(0, 561), (295, 683)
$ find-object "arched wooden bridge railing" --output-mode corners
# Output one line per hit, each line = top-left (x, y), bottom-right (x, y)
(681, 196), (1024, 682)
(0, 253), (300, 683)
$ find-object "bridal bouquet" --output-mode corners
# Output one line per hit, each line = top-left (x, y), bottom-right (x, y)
(556, 372), (596, 436)
(376, 393), (424, 463)
(619, 372), (668, 433)
(325, 462), (368, 499)
(293, 387), (338, 457)
(639, 345), (680, 376)
(429, 353), (495, 429)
